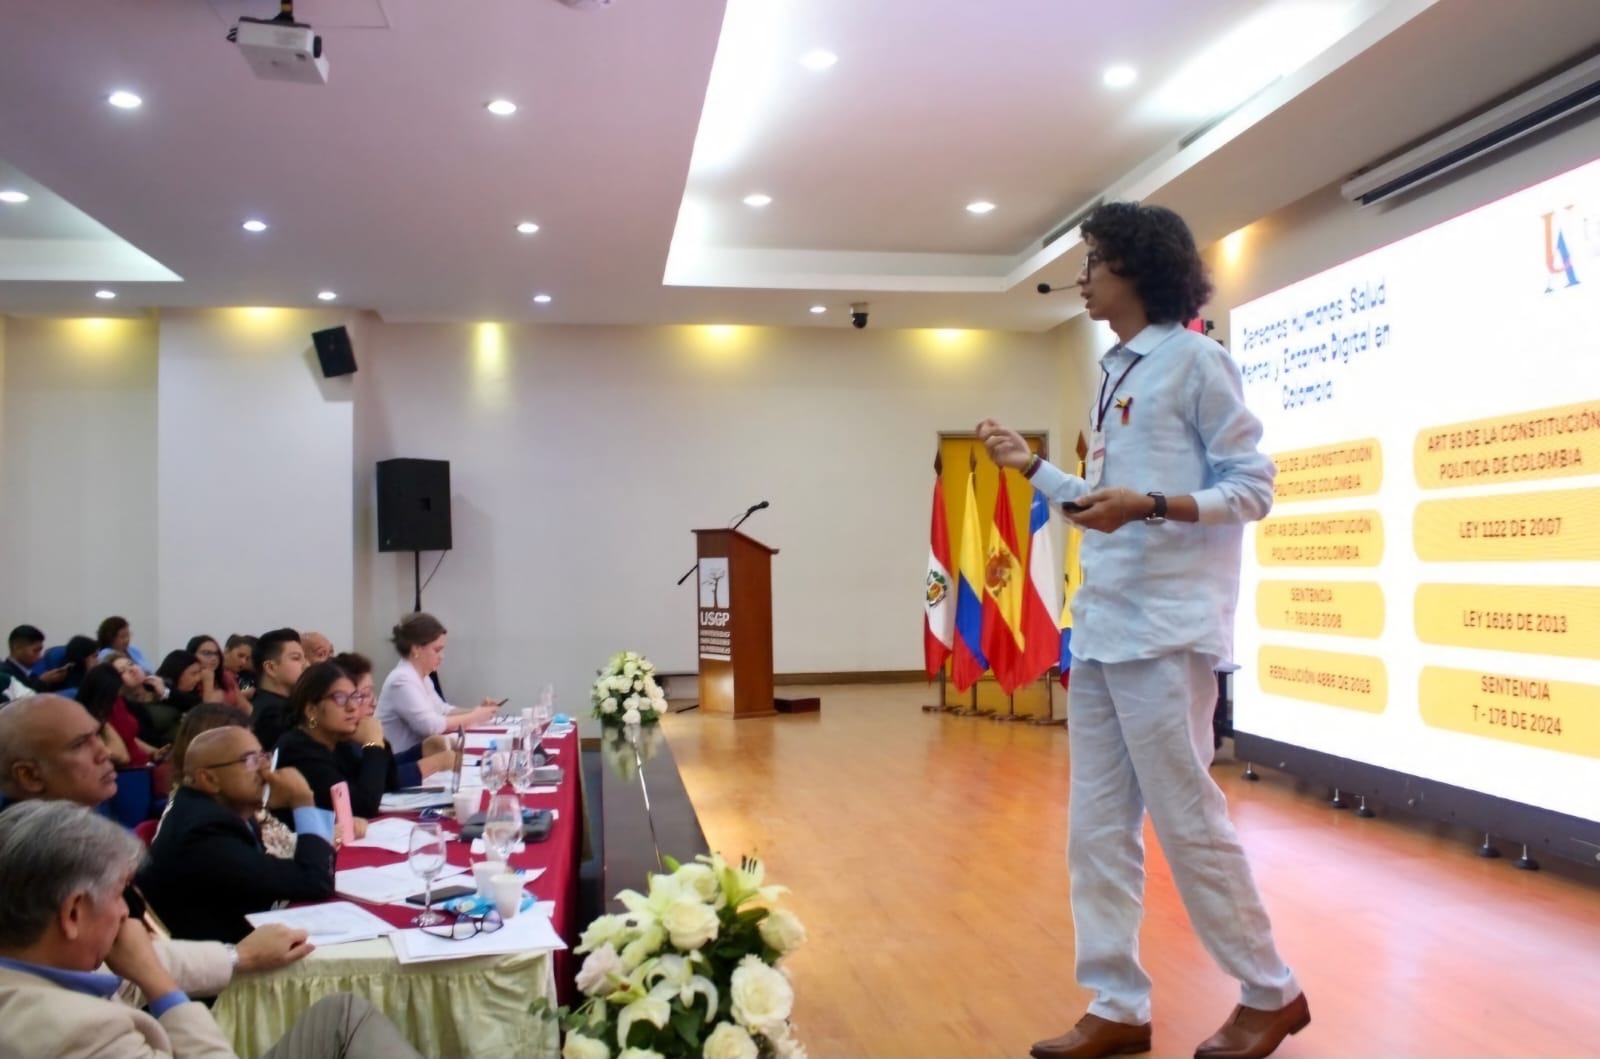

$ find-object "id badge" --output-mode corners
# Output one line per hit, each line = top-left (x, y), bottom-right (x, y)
(1085, 429), (1107, 489)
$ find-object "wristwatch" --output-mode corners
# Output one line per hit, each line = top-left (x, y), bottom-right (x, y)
(1144, 492), (1168, 524)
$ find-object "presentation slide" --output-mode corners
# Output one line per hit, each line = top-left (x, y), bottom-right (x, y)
(1231, 155), (1600, 824)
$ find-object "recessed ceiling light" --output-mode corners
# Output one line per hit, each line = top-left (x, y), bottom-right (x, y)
(533, 293), (553, 304)
(94, 290), (116, 300)
(486, 99), (518, 116)
(317, 290), (337, 301)
(1103, 65), (1138, 88)
(515, 221), (540, 235)
(809, 305), (827, 314)
(966, 200), (997, 215)
(799, 50), (838, 71)
(107, 90), (142, 109)
(242, 219), (268, 233)
(0, 190), (28, 204)
(743, 193), (772, 207)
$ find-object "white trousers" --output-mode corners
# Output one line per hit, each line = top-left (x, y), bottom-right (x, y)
(1067, 651), (1298, 1025)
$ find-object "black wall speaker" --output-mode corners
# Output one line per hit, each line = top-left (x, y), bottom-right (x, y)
(376, 459), (452, 552)
(312, 325), (358, 377)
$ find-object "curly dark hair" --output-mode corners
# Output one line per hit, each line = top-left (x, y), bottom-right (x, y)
(1081, 202), (1212, 325)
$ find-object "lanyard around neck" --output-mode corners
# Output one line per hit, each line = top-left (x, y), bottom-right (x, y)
(1095, 351), (1140, 431)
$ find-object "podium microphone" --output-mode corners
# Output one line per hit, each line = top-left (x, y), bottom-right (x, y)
(677, 502), (770, 586)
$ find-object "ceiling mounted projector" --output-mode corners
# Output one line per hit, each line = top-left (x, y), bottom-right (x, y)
(227, 14), (329, 84)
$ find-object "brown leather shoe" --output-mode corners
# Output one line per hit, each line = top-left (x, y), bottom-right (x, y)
(1031, 1013), (1152, 1059)
(1193, 993), (1310, 1059)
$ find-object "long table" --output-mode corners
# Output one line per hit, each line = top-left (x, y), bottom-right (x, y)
(213, 727), (582, 1057)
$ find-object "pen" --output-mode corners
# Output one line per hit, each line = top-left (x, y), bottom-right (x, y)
(261, 748), (279, 809)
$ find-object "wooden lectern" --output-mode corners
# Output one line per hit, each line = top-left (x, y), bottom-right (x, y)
(692, 529), (778, 718)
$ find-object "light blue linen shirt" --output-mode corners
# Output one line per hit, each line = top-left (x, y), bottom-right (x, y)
(1030, 322), (1275, 664)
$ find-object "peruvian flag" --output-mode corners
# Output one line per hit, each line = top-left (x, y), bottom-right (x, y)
(924, 467), (955, 680)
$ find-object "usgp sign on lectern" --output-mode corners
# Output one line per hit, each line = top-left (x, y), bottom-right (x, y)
(698, 557), (732, 660)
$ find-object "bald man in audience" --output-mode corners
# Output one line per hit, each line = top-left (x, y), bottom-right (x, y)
(0, 695), (313, 989)
(138, 727), (336, 943)
(0, 801), (420, 1059)
(301, 632), (335, 666)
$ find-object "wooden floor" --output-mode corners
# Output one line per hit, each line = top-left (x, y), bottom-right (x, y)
(663, 684), (1600, 1058)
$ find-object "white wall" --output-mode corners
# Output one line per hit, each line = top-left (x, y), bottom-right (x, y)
(353, 323), (1063, 709)
(155, 308), (358, 652)
(0, 315), (160, 648)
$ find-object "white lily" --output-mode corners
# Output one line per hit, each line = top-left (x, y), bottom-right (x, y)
(645, 953), (719, 1020)
(616, 995), (670, 1048)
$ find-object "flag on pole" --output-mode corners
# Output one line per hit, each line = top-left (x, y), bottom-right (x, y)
(923, 457), (954, 680)
(1060, 431), (1088, 687)
(1019, 487), (1061, 686)
(951, 468), (989, 692)
(980, 471), (1027, 693)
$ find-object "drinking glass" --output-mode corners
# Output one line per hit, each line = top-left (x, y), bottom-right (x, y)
(480, 749), (510, 792)
(483, 793), (522, 863)
(407, 821), (448, 927)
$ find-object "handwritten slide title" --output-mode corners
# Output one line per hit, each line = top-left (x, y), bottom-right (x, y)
(1238, 279), (1392, 410)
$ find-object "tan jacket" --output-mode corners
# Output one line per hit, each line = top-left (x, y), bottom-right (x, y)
(0, 939), (238, 1058)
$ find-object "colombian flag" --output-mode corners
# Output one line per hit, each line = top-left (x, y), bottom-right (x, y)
(1019, 488), (1061, 687)
(924, 470), (955, 680)
(980, 471), (1027, 693)
(951, 471), (989, 692)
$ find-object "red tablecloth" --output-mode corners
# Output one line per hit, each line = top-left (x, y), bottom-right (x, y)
(333, 728), (582, 1001)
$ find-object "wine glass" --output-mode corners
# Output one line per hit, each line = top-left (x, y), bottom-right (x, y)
(531, 703), (553, 744)
(407, 821), (448, 927)
(480, 748), (509, 792)
(484, 793), (521, 864)
(511, 747), (537, 792)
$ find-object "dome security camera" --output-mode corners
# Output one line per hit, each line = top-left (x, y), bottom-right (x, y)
(850, 302), (869, 329)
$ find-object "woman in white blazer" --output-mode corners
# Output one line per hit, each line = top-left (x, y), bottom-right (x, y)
(375, 613), (500, 754)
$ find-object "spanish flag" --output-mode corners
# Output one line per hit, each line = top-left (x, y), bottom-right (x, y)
(951, 471), (989, 693)
(980, 471), (1027, 694)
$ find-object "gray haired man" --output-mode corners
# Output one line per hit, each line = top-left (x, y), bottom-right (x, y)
(0, 801), (420, 1059)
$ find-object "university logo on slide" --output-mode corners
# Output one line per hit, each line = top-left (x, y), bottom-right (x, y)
(1540, 205), (1587, 292)
(699, 557), (730, 609)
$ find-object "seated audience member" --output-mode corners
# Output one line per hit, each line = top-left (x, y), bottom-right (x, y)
(248, 629), (306, 753)
(154, 651), (208, 723)
(103, 652), (175, 745)
(223, 634), (258, 697)
(0, 801), (419, 1059)
(163, 704), (296, 859)
(96, 615), (153, 673)
(1, 670), (33, 705)
(185, 636), (237, 707)
(0, 696), (312, 987)
(301, 631), (335, 665)
(5, 625), (71, 692)
(51, 635), (101, 695)
(139, 727), (335, 943)
(273, 663), (394, 818)
(377, 613), (499, 754)
(335, 652), (453, 788)
(77, 665), (163, 774)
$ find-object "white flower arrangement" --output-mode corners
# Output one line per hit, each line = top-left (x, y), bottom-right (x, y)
(592, 651), (667, 726)
(557, 854), (807, 1058)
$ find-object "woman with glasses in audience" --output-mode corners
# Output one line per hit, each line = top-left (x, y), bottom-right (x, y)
(376, 612), (500, 754)
(335, 651), (455, 788)
(272, 662), (395, 821)
(186, 634), (239, 707)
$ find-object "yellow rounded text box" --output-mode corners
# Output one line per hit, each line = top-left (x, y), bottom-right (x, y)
(1255, 510), (1383, 567)
(1419, 666), (1600, 760)
(1414, 583), (1600, 660)
(1413, 487), (1600, 562)
(1257, 646), (1388, 714)
(1270, 439), (1382, 503)
(1414, 400), (1600, 489)
(1256, 580), (1386, 638)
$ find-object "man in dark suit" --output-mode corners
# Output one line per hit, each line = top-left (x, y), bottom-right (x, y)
(138, 727), (336, 943)
(3, 624), (71, 693)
